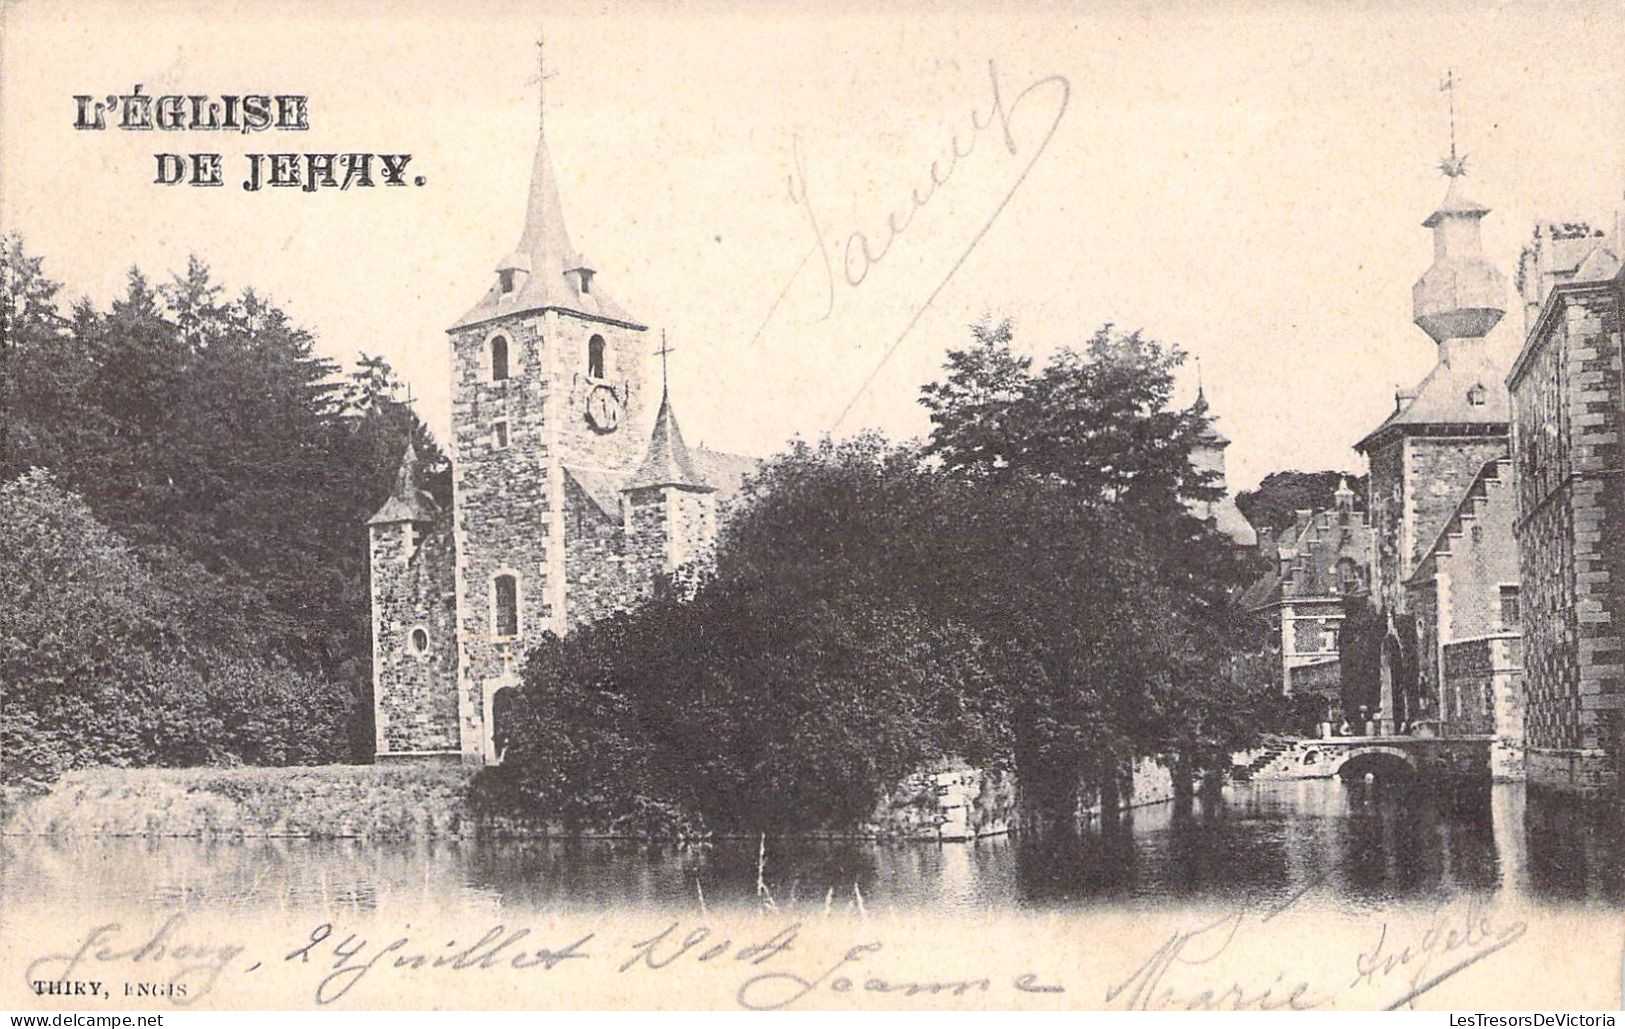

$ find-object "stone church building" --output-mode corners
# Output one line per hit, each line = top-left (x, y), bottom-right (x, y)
(367, 113), (753, 765)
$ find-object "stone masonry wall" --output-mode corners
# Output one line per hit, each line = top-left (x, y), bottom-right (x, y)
(1406, 435), (1511, 582)
(1368, 438), (1407, 613)
(562, 475), (651, 630)
(1513, 286), (1624, 798)
(1446, 467), (1521, 642)
(450, 314), (556, 763)
(370, 518), (460, 757)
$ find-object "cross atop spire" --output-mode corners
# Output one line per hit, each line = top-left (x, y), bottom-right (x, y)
(533, 34), (556, 133)
(448, 40), (645, 332)
(655, 331), (676, 400)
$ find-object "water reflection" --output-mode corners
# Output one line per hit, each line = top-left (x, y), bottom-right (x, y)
(3, 781), (1619, 917)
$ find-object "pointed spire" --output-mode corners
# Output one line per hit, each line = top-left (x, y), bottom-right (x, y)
(625, 392), (713, 493)
(655, 331), (675, 400)
(516, 35), (581, 280)
(368, 442), (438, 525)
(448, 39), (644, 333)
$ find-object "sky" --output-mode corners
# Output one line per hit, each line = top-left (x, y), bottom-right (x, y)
(3, 0), (1622, 491)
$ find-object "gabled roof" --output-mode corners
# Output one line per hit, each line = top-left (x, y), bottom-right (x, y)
(1242, 504), (1371, 610)
(689, 446), (759, 507)
(563, 465), (626, 521)
(367, 443), (439, 525)
(449, 119), (644, 333)
(1407, 457), (1511, 586)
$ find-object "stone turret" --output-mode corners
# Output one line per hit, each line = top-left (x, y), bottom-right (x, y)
(623, 390), (717, 574)
(367, 442), (459, 762)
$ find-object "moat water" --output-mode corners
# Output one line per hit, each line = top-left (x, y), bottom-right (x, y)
(4, 780), (1621, 917)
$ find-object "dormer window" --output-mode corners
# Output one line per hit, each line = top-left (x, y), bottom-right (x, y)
(490, 335), (510, 382)
(499, 269), (516, 294)
(588, 334), (606, 379)
(1467, 383), (1487, 406)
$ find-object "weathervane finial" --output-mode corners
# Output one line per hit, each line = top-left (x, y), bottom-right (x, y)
(1438, 69), (1469, 177)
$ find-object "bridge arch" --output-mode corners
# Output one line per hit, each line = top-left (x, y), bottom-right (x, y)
(1329, 746), (1419, 783)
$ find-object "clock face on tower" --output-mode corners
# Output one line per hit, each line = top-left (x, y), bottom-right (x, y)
(585, 384), (623, 434)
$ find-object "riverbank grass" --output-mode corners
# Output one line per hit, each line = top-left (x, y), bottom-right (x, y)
(6, 764), (475, 839)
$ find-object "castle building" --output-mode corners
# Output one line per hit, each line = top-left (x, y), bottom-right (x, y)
(1354, 162), (1516, 734)
(1242, 479), (1372, 707)
(367, 104), (753, 765)
(1507, 212), (1624, 797)
(1403, 453), (1524, 775)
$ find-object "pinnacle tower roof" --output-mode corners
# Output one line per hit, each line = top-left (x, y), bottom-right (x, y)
(449, 105), (645, 333)
(367, 442), (439, 525)
(625, 391), (713, 493)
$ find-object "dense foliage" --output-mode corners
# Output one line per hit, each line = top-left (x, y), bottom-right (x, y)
(1, 236), (446, 785)
(1236, 470), (1367, 537)
(485, 320), (1269, 832)
(0, 471), (347, 789)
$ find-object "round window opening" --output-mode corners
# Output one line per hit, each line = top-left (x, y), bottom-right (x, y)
(409, 627), (430, 655)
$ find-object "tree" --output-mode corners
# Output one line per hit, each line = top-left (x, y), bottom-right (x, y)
(1, 238), (450, 768)
(0, 471), (347, 791)
(487, 318), (1263, 835)
(921, 319), (1258, 822)
(1237, 470), (1366, 537)
(488, 436), (1015, 834)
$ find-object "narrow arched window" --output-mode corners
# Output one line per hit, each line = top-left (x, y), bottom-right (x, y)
(493, 573), (518, 637)
(490, 335), (510, 382)
(587, 334), (605, 379)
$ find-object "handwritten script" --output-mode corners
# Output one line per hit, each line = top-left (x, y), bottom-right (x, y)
(747, 59), (1070, 427)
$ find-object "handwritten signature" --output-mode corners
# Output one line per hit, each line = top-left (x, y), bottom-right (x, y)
(1350, 897), (1528, 1010)
(1104, 908), (1327, 1011)
(284, 921), (593, 1004)
(747, 58), (1071, 428)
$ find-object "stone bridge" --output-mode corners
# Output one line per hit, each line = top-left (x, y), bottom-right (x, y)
(1245, 734), (1499, 784)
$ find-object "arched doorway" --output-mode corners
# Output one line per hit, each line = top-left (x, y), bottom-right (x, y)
(481, 675), (520, 765)
(490, 686), (519, 765)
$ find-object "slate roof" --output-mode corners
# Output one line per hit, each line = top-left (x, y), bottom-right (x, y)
(449, 121), (644, 333)
(563, 399), (760, 520)
(1355, 343), (1510, 452)
(1242, 500), (1371, 610)
(367, 443), (439, 525)
(626, 393), (711, 492)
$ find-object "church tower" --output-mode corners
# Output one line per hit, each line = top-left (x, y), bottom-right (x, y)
(445, 59), (651, 764)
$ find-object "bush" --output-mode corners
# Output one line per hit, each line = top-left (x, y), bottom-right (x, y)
(0, 470), (349, 791)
